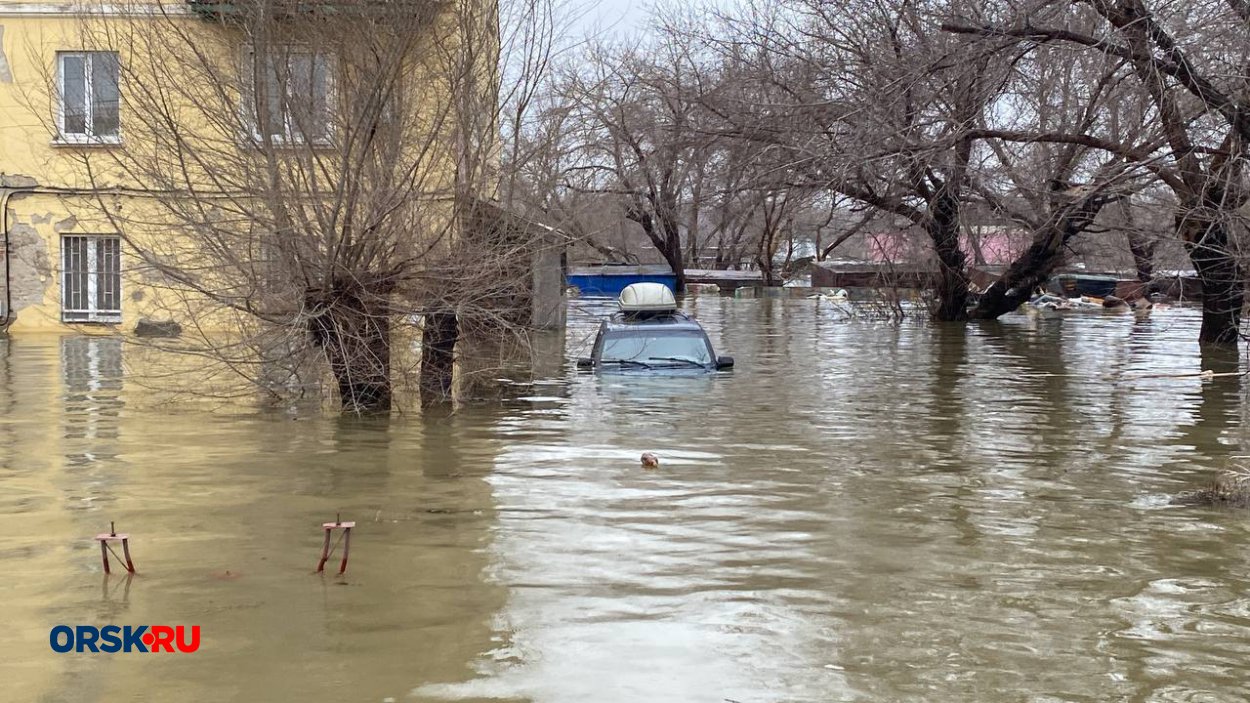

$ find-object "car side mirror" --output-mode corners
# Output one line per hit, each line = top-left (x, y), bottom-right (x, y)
(716, 356), (734, 370)
(576, 357), (594, 370)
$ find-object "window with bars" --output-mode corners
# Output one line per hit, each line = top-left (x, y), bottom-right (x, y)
(62, 236), (122, 323)
(57, 51), (121, 143)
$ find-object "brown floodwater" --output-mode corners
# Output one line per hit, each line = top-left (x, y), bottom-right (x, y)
(2, 298), (1250, 702)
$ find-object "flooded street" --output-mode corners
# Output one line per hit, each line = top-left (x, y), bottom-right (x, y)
(3, 298), (1250, 702)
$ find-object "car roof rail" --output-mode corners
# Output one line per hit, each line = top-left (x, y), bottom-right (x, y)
(610, 310), (691, 323)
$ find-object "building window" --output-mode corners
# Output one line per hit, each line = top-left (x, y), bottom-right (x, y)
(62, 235), (122, 323)
(245, 48), (333, 145)
(57, 51), (121, 143)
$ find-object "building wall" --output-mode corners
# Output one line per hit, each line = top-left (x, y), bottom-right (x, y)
(1, 1), (511, 335)
(3, 185), (203, 331)
(0, 3), (176, 332)
(4, 190), (76, 330)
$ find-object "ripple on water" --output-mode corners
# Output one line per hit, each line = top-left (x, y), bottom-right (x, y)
(3, 303), (1250, 702)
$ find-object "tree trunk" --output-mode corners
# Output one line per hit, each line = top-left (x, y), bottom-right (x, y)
(307, 288), (392, 414)
(420, 311), (458, 404)
(1128, 235), (1156, 284)
(667, 240), (687, 293)
(1182, 214), (1243, 347)
(971, 197), (1107, 320)
(626, 204), (686, 292)
(970, 234), (1061, 319)
(967, 228), (988, 266)
(756, 232), (777, 286)
(1116, 199), (1156, 284)
(928, 192), (970, 321)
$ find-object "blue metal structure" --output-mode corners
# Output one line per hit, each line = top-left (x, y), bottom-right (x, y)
(566, 265), (677, 297)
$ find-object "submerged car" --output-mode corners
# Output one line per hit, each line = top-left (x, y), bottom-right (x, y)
(577, 283), (734, 373)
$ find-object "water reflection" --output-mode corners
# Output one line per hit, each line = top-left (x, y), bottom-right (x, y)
(3, 302), (1250, 701)
(3, 338), (512, 702)
(61, 337), (124, 515)
(1186, 347), (1244, 453)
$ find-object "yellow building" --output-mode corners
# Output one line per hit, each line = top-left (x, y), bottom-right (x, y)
(0, 1), (247, 333)
(0, 0), (554, 340)
(1, 1), (131, 331)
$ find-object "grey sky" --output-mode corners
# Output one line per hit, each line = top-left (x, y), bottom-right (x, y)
(577, 0), (650, 37)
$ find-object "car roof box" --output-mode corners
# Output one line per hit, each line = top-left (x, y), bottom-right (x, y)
(618, 283), (678, 314)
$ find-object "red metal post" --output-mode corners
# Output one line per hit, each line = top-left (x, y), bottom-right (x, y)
(121, 538), (135, 573)
(316, 518), (356, 574)
(316, 526), (332, 573)
(338, 526), (351, 574)
(95, 525), (131, 574)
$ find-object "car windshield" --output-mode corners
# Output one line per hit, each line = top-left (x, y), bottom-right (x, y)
(601, 330), (712, 366)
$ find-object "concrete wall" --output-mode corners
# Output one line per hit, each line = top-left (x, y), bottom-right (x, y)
(530, 241), (566, 330)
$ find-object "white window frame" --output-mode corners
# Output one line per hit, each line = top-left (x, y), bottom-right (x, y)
(61, 235), (122, 323)
(55, 50), (122, 145)
(242, 46), (336, 147)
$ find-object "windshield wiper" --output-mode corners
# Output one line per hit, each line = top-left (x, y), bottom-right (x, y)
(647, 356), (706, 367)
(600, 359), (653, 368)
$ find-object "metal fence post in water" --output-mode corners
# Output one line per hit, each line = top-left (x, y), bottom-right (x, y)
(316, 514), (355, 575)
(94, 521), (136, 574)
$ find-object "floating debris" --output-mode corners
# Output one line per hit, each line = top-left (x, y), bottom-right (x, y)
(1173, 468), (1250, 507)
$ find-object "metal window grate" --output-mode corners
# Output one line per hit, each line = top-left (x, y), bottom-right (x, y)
(62, 235), (122, 323)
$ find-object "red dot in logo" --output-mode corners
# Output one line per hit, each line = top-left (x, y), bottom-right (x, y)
(141, 633), (155, 646)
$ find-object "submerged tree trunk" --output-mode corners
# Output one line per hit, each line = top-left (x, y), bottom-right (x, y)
(970, 234), (1063, 320)
(1182, 212), (1243, 347)
(420, 311), (458, 404)
(971, 196), (1109, 320)
(307, 287), (392, 414)
(928, 192), (970, 321)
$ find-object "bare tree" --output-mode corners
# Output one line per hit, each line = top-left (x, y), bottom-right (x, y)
(47, 0), (563, 412)
(694, 0), (1014, 318)
(946, 0), (1250, 346)
(521, 0), (1249, 342)
(955, 27), (1153, 318)
(557, 39), (724, 290)
(516, 18), (849, 281)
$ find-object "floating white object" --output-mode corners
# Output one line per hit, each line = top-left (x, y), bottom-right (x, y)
(618, 283), (677, 313)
